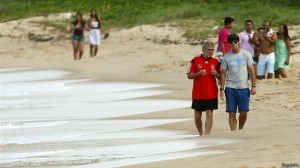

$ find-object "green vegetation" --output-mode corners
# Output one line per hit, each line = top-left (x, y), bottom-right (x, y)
(1, 0), (300, 39)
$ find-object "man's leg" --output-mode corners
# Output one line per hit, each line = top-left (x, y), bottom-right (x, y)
(225, 88), (237, 131)
(194, 110), (203, 136)
(239, 112), (247, 129)
(267, 73), (273, 79)
(257, 75), (265, 79)
(275, 70), (280, 78)
(205, 110), (213, 135)
(229, 112), (237, 131)
(257, 54), (266, 79)
(237, 88), (250, 130)
(266, 53), (275, 79)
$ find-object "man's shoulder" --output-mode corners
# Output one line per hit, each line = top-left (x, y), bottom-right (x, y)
(240, 49), (252, 57)
(239, 31), (246, 35)
(219, 27), (229, 33)
(239, 31), (251, 37)
(211, 57), (220, 62)
(191, 55), (202, 61)
(224, 51), (233, 57)
(241, 48), (251, 54)
(193, 54), (202, 59)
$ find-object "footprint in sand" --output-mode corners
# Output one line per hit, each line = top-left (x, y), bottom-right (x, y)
(273, 144), (288, 148)
(256, 148), (268, 151)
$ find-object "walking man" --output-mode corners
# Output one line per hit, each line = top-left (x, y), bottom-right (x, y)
(187, 41), (221, 135)
(220, 34), (256, 131)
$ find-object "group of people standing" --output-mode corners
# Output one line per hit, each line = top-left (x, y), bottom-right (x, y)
(187, 16), (292, 136)
(70, 8), (105, 60)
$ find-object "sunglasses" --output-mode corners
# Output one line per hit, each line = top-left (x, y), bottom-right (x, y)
(229, 40), (239, 44)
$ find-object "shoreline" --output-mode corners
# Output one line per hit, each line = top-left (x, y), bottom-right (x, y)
(0, 68), (241, 168)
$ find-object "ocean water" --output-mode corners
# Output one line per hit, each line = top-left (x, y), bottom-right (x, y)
(0, 69), (237, 168)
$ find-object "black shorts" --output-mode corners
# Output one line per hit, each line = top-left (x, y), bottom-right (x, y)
(192, 98), (218, 112)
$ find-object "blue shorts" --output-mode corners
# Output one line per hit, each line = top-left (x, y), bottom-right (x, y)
(225, 88), (250, 112)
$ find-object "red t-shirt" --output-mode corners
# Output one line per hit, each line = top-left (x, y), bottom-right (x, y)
(187, 54), (220, 100)
(217, 27), (231, 54)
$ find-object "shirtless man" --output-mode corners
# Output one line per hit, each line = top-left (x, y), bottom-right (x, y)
(252, 20), (277, 79)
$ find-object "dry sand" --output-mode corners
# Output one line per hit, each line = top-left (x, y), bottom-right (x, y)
(1, 14), (300, 168)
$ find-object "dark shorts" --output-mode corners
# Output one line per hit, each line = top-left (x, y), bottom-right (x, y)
(72, 34), (84, 42)
(225, 87), (250, 112)
(191, 98), (218, 112)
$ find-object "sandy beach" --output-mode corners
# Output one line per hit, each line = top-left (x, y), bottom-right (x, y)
(1, 15), (300, 168)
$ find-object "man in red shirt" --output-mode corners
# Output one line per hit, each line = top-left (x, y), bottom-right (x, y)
(187, 41), (221, 136)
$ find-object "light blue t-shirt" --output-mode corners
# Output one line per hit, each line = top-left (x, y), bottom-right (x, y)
(221, 49), (254, 89)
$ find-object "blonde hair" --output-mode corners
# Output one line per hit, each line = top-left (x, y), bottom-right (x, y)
(202, 40), (215, 49)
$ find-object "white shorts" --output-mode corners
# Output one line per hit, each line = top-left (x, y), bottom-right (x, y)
(257, 52), (275, 76)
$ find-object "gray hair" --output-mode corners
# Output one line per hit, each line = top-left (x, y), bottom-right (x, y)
(202, 40), (215, 49)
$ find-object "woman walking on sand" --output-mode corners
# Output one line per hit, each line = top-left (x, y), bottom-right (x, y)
(275, 23), (292, 78)
(70, 12), (87, 60)
(87, 8), (104, 57)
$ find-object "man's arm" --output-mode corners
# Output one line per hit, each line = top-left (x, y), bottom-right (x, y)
(251, 31), (259, 45)
(187, 71), (205, 79)
(264, 32), (277, 44)
(221, 42), (226, 55)
(248, 65), (256, 95)
(219, 69), (227, 100)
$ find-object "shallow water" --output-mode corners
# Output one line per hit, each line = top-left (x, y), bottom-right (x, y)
(0, 69), (237, 168)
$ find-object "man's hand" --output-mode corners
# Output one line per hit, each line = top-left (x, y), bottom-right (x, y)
(220, 90), (225, 100)
(198, 70), (206, 76)
(211, 69), (218, 76)
(251, 87), (256, 95)
(263, 34), (270, 40)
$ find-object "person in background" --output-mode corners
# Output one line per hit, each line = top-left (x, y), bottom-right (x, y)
(275, 23), (292, 78)
(239, 20), (256, 75)
(216, 16), (235, 62)
(70, 12), (87, 60)
(252, 20), (277, 79)
(87, 8), (105, 57)
(187, 41), (221, 136)
(253, 27), (264, 66)
(220, 34), (256, 131)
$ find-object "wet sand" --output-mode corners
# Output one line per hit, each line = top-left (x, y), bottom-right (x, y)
(1, 69), (237, 168)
